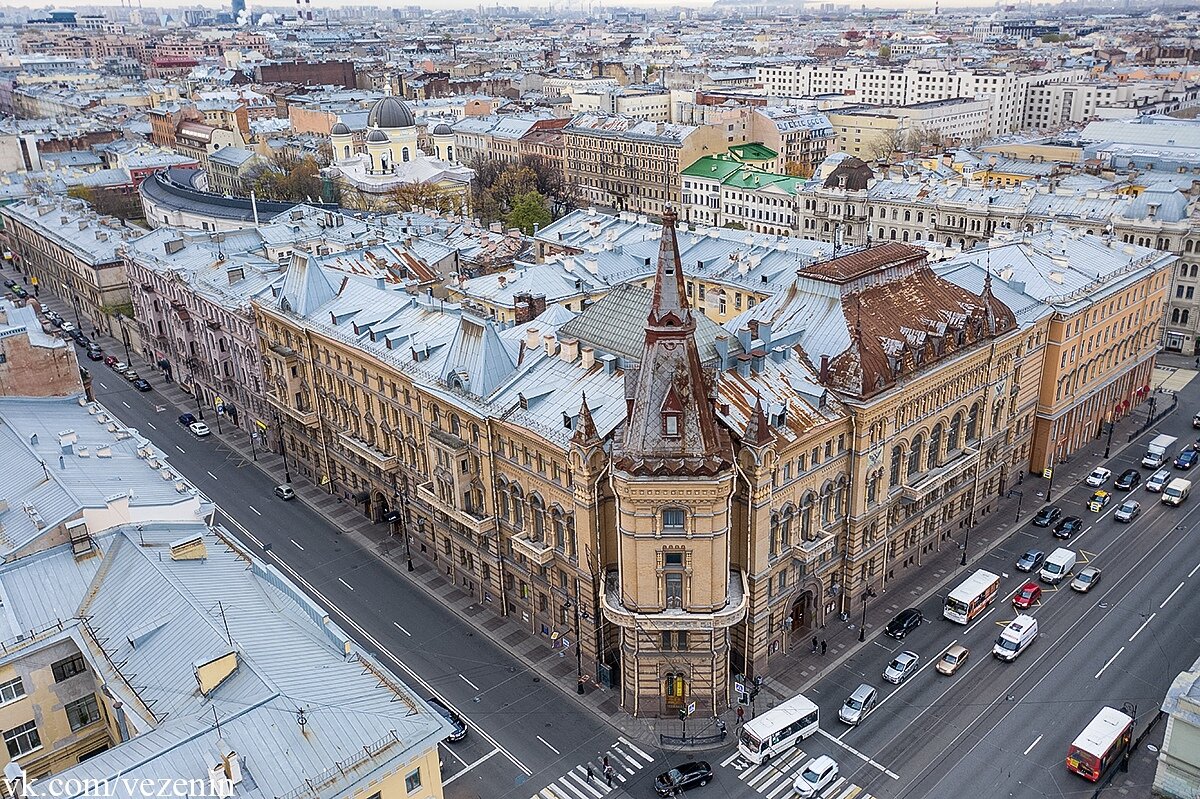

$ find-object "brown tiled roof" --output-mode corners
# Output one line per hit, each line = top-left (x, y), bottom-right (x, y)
(822, 156), (873, 191)
(797, 242), (925, 284)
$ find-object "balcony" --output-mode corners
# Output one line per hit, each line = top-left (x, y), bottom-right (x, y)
(265, 390), (318, 428)
(337, 432), (398, 472)
(510, 534), (555, 565)
(794, 530), (837, 563)
(602, 570), (747, 631)
(268, 342), (299, 362)
(900, 447), (979, 504)
(414, 482), (496, 536)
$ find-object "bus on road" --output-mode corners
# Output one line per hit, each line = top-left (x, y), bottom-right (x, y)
(737, 694), (819, 764)
(944, 569), (1001, 623)
(1066, 707), (1134, 782)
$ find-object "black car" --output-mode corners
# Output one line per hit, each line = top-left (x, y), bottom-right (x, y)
(654, 761), (713, 796)
(13, 287), (27, 299)
(2, 279), (13, 289)
(1054, 516), (1083, 539)
(427, 696), (467, 742)
(132, 378), (152, 392)
(178, 413), (196, 427)
(86, 345), (103, 361)
(1114, 469), (1141, 491)
(884, 608), (924, 640)
(1032, 505), (1062, 527)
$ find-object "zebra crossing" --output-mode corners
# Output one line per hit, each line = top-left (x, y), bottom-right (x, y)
(528, 737), (655, 799)
(721, 748), (878, 799)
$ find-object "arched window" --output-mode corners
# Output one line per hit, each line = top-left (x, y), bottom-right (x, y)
(820, 483), (833, 525)
(343, 145), (350, 159)
(780, 506), (793, 548)
(927, 424), (943, 470)
(907, 434), (923, 478)
(966, 404), (980, 443)
(446, 145), (454, 161)
(991, 401), (1003, 432)
(530, 494), (545, 541)
(402, 147), (410, 162)
(510, 484), (523, 528)
(800, 494), (814, 540)
(1185, 310), (1192, 325)
(661, 507), (685, 532)
(948, 411), (963, 451)
(496, 479), (509, 520)
(890, 445), (903, 486)
(769, 512), (780, 556)
(450, 414), (460, 436)
(835, 475), (848, 517)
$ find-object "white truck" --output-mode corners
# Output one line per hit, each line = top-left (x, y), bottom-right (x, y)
(1163, 478), (1192, 507)
(1143, 434), (1178, 468)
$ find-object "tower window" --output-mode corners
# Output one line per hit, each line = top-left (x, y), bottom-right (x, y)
(662, 509), (685, 532)
(663, 413), (680, 437)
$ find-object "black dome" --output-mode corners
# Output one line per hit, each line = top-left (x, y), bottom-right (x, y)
(368, 96), (415, 129)
(432, 123), (453, 135)
(366, 129), (390, 143)
(330, 121), (350, 135)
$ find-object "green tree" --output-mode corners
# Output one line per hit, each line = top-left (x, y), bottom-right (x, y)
(504, 190), (551, 235)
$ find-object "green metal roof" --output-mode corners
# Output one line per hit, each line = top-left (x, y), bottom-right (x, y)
(681, 155), (743, 180)
(722, 169), (803, 194)
(728, 142), (778, 162)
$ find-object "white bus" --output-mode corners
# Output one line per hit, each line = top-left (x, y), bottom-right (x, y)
(737, 694), (819, 764)
(944, 569), (1001, 624)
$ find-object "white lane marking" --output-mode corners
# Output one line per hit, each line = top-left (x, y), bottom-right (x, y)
(817, 728), (900, 779)
(720, 750), (743, 767)
(248, 505), (261, 516)
(537, 734), (561, 755)
(147, 422), (156, 430)
(441, 748), (501, 786)
(746, 748), (805, 786)
(460, 673), (480, 691)
(566, 769), (605, 799)
(338, 577), (354, 591)
(1095, 646), (1125, 679)
(1161, 580), (1185, 608)
(98, 381), (107, 389)
(175, 445), (185, 453)
(121, 401), (130, 408)
(965, 605), (996, 634)
(1129, 612), (1155, 642)
(1190, 561), (1200, 578)
(617, 736), (653, 763)
(217, 512), (531, 775)
(556, 775), (592, 799)
(207, 471), (218, 481)
(1023, 735), (1042, 756)
(440, 741), (469, 768)
(859, 641), (956, 723)
(393, 621), (411, 636)
(291, 539), (304, 551)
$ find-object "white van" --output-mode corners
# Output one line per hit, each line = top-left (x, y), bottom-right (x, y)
(1040, 547), (1076, 585)
(1163, 478), (1192, 507)
(993, 614), (1038, 661)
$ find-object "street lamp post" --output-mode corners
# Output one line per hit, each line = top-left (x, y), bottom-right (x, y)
(1008, 489), (1023, 522)
(399, 482), (413, 572)
(570, 578), (585, 694)
(858, 585), (877, 642)
(273, 409), (291, 484)
(1104, 416), (1115, 459)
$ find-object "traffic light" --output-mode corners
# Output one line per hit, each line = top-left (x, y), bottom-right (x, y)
(679, 707), (687, 721)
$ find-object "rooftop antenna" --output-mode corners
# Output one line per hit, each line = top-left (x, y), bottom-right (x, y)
(212, 707), (222, 737)
(217, 600), (232, 646)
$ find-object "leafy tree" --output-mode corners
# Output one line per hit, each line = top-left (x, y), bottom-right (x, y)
(67, 184), (142, 220)
(468, 156), (578, 225)
(388, 181), (461, 214)
(504, 190), (551, 235)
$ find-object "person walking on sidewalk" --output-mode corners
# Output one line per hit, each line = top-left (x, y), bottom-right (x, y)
(811, 636), (818, 653)
(736, 706), (745, 726)
(821, 639), (827, 655)
(715, 717), (727, 741)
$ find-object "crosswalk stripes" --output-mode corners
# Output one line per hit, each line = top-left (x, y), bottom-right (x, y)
(529, 739), (655, 799)
(725, 749), (879, 798)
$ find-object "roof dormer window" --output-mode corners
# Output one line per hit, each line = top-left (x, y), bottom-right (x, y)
(663, 413), (680, 437)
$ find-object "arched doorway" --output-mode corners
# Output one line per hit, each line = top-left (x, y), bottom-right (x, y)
(789, 591), (813, 635)
(373, 491), (389, 523)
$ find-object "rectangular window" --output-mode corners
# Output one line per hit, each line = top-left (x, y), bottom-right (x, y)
(65, 694), (101, 732)
(676, 631), (688, 650)
(52, 653), (87, 683)
(661, 631), (673, 650)
(665, 573), (683, 608)
(4, 721), (40, 758)
(405, 767), (422, 792)
(0, 677), (24, 705)
(662, 508), (685, 530)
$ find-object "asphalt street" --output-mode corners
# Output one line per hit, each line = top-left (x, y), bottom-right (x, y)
(20, 276), (1200, 799)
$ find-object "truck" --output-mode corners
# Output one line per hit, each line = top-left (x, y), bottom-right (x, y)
(1163, 478), (1192, 507)
(1142, 434), (1178, 468)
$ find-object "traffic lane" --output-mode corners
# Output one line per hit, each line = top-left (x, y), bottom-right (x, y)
(894, 514), (1200, 799)
(877, 496), (1200, 798)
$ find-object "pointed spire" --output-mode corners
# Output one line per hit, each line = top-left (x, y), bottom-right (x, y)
(982, 251), (998, 335)
(648, 208), (692, 330)
(571, 392), (599, 446)
(743, 395), (774, 448)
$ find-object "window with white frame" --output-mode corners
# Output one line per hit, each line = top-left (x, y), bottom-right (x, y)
(4, 720), (40, 758)
(0, 677), (24, 705)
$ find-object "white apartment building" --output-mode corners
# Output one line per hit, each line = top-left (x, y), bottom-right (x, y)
(570, 87), (673, 122)
(755, 64), (1086, 136)
(1022, 80), (1200, 130)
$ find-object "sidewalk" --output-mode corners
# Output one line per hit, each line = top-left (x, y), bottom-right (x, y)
(27, 272), (1179, 752)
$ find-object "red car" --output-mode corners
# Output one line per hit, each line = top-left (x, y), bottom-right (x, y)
(103, 355), (118, 367)
(1013, 582), (1041, 610)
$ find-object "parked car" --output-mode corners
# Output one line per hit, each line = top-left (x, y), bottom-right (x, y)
(1114, 500), (1141, 523)
(1085, 467), (1111, 487)
(1088, 490), (1112, 510)
(793, 756), (839, 798)
(1114, 469), (1142, 491)
(85, 346), (103, 361)
(1146, 468), (1172, 493)
(884, 608), (924, 640)
(1054, 516), (1083, 539)
(883, 651), (920, 685)
(1016, 549), (1046, 573)
(111, 361), (128, 374)
(188, 421), (210, 437)
(178, 413), (196, 427)
(1070, 566), (1102, 593)
(1013, 581), (1042, 610)
(936, 644), (970, 676)
(653, 761), (712, 796)
(426, 697), (467, 742)
(1175, 449), (1199, 470)
(132, 378), (152, 392)
(1032, 506), (1062, 527)
(1194, 411), (1200, 430)
(59, 321), (75, 333)
(123, 370), (140, 382)
(1, 279), (13, 289)
(274, 484), (296, 500)
(103, 354), (117, 367)
(838, 684), (877, 726)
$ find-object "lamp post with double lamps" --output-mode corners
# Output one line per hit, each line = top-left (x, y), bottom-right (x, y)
(859, 584), (877, 642)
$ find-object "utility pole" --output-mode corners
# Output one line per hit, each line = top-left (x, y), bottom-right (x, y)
(858, 585), (877, 642)
(274, 409), (291, 484)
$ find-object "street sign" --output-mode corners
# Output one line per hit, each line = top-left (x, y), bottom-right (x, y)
(255, 419), (268, 431)
(734, 682), (745, 695)
(1043, 468), (1053, 479)
(686, 701), (696, 716)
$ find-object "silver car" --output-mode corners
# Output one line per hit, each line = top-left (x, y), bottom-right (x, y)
(1146, 468), (1171, 492)
(883, 651), (920, 685)
(838, 683), (877, 725)
(1070, 566), (1102, 593)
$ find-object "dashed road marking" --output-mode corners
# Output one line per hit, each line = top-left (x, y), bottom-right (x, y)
(338, 577), (354, 591)
(393, 621), (411, 636)
(536, 735), (560, 755)
(460, 674), (480, 691)
(1129, 613), (1155, 642)
(248, 505), (261, 516)
(1095, 646), (1125, 679)
(291, 539), (304, 551)
(1023, 734), (1042, 756)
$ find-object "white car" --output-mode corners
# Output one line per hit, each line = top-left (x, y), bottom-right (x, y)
(1085, 467), (1111, 487)
(793, 755), (839, 797)
(60, 321), (76, 333)
(883, 650), (920, 684)
(1146, 468), (1171, 492)
(111, 361), (128, 374)
(188, 422), (211, 437)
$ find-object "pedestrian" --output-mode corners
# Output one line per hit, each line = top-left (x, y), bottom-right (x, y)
(602, 754), (609, 771)
(820, 639), (827, 655)
(736, 706), (745, 725)
(585, 764), (594, 782)
(811, 636), (818, 653)
(604, 764), (613, 787)
(715, 717), (727, 741)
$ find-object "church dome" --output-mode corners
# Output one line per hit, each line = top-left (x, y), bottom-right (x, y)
(432, 122), (453, 136)
(330, 121), (350, 136)
(367, 96), (415, 129)
(366, 128), (390, 144)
